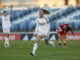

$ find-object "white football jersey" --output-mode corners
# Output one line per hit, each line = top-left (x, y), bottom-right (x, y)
(2, 15), (11, 28)
(34, 16), (50, 35)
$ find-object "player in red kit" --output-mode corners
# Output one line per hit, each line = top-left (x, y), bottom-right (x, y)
(56, 24), (74, 48)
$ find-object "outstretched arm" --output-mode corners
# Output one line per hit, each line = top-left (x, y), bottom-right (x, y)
(9, 5), (13, 15)
(0, 13), (1, 16)
(67, 26), (74, 35)
(70, 28), (74, 35)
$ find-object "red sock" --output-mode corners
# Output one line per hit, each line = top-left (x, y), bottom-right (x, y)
(59, 43), (61, 46)
(64, 43), (66, 46)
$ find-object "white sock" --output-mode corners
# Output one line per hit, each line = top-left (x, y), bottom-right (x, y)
(5, 37), (10, 46)
(32, 43), (38, 55)
(48, 41), (55, 46)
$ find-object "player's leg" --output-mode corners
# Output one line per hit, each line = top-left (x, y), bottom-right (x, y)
(4, 33), (10, 47)
(30, 35), (41, 56)
(63, 35), (67, 48)
(45, 39), (49, 45)
(44, 34), (55, 48)
(58, 34), (62, 48)
(3, 28), (10, 47)
(44, 33), (49, 45)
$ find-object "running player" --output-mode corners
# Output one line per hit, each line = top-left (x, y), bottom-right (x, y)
(30, 9), (55, 56)
(56, 24), (74, 48)
(0, 5), (13, 47)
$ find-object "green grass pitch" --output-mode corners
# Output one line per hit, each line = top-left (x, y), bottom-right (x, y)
(0, 40), (80, 60)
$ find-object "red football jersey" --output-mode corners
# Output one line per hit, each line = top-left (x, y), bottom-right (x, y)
(57, 24), (69, 35)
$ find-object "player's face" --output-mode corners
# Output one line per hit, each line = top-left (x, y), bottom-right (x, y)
(39, 10), (44, 17)
(4, 12), (7, 16)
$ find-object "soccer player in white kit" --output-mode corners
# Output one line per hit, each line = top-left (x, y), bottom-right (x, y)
(0, 5), (13, 47)
(30, 9), (55, 56)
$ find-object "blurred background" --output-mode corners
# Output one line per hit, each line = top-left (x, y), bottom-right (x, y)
(0, 0), (80, 40)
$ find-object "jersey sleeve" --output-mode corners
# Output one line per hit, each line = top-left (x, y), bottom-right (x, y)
(34, 19), (39, 35)
(44, 16), (50, 24)
(57, 26), (62, 32)
(44, 16), (50, 30)
(0, 16), (2, 21)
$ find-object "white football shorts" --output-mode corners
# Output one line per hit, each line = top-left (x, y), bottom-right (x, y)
(3, 27), (10, 33)
(37, 29), (50, 39)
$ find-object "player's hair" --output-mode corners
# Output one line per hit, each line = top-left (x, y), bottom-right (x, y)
(40, 9), (50, 15)
(3, 11), (7, 14)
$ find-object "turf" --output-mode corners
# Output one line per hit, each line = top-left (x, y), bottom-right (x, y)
(0, 40), (80, 60)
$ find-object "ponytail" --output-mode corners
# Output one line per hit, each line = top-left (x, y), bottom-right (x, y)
(40, 9), (50, 15)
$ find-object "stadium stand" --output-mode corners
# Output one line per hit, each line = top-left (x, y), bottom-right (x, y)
(0, 6), (80, 32)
